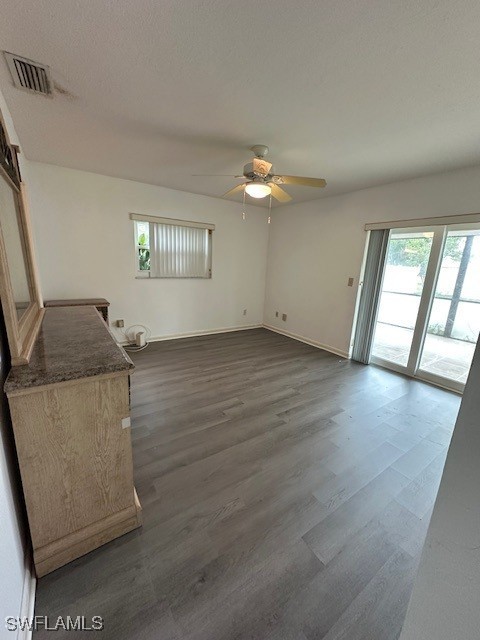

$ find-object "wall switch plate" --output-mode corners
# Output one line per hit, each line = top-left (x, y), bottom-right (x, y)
(282, 313), (287, 321)
(275, 311), (279, 317)
(121, 417), (131, 429)
(348, 277), (354, 287)
(243, 309), (247, 316)
(116, 319), (124, 328)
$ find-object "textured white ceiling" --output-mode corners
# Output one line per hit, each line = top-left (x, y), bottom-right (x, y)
(1, 0), (480, 207)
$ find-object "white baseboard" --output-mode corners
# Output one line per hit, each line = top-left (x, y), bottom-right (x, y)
(121, 324), (263, 345)
(263, 324), (350, 359)
(116, 323), (349, 359)
(17, 555), (36, 640)
(148, 324), (262, 342)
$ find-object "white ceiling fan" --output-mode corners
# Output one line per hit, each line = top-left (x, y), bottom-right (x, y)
(196, 145), (327, 203)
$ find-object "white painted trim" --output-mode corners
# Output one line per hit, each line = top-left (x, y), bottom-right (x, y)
(17, 556), (36, 640)
(129, 212), (215, 230)
(406, 227), (446, 375)
(416, 369), (464, 395)
(370, 355), (409, 376)
(263, 324), (349, 359)
(119, 324), (262, 345)
(118, 321), (350, 358)
(365, 211), (480, 231)
(370, 358), (463, 395)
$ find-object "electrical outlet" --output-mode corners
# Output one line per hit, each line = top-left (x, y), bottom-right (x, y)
(282, 313), (287, 322)
(243, 309), (247, 316)
(348, 277), (354, 287)
(116, 319), (124, 328)
(275, 311), (279, 318)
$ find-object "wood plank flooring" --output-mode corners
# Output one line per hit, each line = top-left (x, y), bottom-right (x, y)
(33, 328), (460, 639)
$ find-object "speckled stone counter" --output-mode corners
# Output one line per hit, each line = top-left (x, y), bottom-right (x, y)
(5, 306), (133, 394)
(44, 297), (110, 323)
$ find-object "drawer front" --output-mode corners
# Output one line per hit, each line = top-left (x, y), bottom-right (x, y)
(9, 374), (135, 549)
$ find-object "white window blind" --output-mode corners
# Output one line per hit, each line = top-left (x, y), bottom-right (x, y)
(151, 223), (210, 277)
(130, 214), (213, 278)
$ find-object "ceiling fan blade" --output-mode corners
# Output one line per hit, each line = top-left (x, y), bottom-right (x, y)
(192, 174), (244, 178)
(223, 183), (246, 198)
(273, 175), (326, 188)
(253, 158), (273, 178)
(269, 183), (292, 203)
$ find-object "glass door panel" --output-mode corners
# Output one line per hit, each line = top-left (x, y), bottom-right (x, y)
(371, 230), (434, 368)
(419, 229), (480, 385)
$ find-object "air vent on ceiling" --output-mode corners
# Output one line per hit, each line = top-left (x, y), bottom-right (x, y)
(4, 52), (52, 96)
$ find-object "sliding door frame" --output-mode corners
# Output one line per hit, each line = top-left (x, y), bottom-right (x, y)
(415, 222), (480, 393)
(406, 227), (446, 375)
(370, 224), (469, 394)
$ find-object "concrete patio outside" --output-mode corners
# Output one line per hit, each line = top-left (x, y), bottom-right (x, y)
(372, 322), (476, 383)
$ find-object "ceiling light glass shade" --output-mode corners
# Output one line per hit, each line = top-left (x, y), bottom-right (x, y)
(245, 182), (271, 198)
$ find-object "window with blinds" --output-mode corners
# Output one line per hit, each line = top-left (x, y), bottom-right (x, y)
(130, 214), (213, 278)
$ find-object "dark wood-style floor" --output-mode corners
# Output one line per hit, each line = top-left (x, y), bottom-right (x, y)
(34, 329), (460, 639)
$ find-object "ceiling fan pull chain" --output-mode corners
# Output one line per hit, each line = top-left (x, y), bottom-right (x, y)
(268, 193), (272, 224)
(242, 186), (246, 220)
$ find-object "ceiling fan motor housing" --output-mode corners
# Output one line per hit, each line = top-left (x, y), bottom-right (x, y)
(243, 162), (273, 181)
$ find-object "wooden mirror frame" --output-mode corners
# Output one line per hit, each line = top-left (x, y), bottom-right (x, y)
(0, 110), (43, 365)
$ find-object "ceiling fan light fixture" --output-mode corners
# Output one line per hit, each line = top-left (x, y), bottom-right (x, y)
(245, 182), (271, 199)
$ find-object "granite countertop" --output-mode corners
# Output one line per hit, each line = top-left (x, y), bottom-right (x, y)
(5, 306), (134, 394)
(44, 298), (110, 307)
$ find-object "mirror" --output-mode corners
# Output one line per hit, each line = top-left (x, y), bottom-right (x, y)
(0, 109), (43, 365)
(0, 176), (32, 320)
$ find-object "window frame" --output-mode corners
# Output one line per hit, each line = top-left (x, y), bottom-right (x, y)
(131, 214), (214, 279)
(133, 220), (151, 278)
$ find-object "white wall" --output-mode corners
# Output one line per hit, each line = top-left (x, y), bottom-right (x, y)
(26, 162), (269, 342)
(264, 165), (480, 356)
(0, 89), (31, 638)
(26, 159), (480, 354)
(399, 334), (480, 639)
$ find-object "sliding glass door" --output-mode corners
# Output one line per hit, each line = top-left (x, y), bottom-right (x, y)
(371, 229), (434, 368)
(418, 226), (480, 388)
(369, 223), (480, 392)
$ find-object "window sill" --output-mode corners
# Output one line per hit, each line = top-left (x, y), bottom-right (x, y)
(135, 276), (212, 280)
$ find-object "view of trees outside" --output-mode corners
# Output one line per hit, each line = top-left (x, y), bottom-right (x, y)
(379, 232), (480, 343)
(136, 221), (150, 271)
(387, 235), (463, 290)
